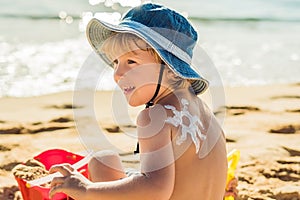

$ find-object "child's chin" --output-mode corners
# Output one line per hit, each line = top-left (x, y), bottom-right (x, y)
(128, 101), (142, 107)
(127, 99), (144, 107)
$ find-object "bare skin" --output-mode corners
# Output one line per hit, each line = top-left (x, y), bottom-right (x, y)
(49, 48), (228, 199)
(49, 91), (228, 200)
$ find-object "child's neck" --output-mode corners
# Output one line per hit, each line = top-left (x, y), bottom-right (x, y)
(153, 87), (173, 105)
(154, 86), (193, 106)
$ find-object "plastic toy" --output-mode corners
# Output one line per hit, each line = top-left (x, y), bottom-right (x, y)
(225, 149), (240, 200)
(14, 149), (90, 200)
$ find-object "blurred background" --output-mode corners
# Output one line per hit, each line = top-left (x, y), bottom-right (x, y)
(0, 0), (299, 97)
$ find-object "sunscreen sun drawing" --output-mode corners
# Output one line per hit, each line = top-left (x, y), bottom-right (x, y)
(165, 99), (207, 153)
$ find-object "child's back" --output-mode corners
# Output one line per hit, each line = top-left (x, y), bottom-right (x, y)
(143, 89), (227, 199)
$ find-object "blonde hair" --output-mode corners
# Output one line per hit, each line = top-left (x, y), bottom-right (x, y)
(100, 33), (161, 64)
(100, 33), (191, 91)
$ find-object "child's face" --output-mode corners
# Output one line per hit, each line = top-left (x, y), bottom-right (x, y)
(113, 49), (161, 107)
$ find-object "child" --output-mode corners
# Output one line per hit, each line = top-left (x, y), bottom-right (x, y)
(49, 3), (228, 199)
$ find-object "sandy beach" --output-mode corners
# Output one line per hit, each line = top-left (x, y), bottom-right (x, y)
(0, 83), (299, 200)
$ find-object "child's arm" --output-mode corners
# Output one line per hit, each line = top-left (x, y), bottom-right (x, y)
(50, 105), (175, 200)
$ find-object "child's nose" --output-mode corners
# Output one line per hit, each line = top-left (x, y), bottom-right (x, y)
(113, 62), (127, 82)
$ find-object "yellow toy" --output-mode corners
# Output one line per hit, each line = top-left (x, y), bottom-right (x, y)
(225, 149), (240, 200)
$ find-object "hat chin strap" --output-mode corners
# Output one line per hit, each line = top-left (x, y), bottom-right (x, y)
(134, 63), (165, 154)
(145, 63), (165, 108)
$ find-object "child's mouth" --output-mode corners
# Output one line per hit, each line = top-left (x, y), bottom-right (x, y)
(123, 86), (135, 94)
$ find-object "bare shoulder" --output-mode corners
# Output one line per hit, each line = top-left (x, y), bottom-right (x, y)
(136, 104), (169, 128)
(136, 104), (173, 152)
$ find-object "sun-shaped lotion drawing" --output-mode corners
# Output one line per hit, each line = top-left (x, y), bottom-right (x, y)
(165, 99), (206, 153)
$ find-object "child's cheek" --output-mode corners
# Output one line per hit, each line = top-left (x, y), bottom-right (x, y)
(130, 65), (159, 87)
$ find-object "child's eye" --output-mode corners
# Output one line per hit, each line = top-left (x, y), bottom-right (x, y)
(112, 59), (118, 68)
(127, 60), (136, 64)
(113, 59), (118, 65)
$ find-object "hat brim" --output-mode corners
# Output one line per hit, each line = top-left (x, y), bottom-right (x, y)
(86, 18), (209, 95)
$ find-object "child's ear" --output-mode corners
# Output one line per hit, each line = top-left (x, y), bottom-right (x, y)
(165, 68), (177, 80)
(166, 70), (173, 80)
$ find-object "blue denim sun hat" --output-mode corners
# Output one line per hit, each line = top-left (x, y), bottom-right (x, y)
(86, 3), (209, 95)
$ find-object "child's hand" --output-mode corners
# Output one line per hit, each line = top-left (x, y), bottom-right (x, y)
(49, 163), (91, 199)
(224, 177), (238, 199)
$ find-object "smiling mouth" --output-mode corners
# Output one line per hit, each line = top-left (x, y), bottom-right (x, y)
(123, 86), (135, 94)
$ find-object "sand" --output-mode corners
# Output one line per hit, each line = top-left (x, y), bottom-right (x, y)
(0, 84), (299, 200)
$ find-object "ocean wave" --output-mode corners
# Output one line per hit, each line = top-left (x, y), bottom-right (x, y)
(0, 13), (81, 20)
(189, 16), (300, 23)
(1, 0), (300, 24)
(1, 13), (300, 24)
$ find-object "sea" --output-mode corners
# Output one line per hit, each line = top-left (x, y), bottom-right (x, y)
(0, 0), (299, 97)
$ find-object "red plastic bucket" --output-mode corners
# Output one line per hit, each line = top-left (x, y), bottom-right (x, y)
(15, 149), (89, 200)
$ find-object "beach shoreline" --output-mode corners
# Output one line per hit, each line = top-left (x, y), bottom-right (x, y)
(0, 83), (299, 199)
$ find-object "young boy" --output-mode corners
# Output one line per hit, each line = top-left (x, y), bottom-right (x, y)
(49, 3), (228, 199)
